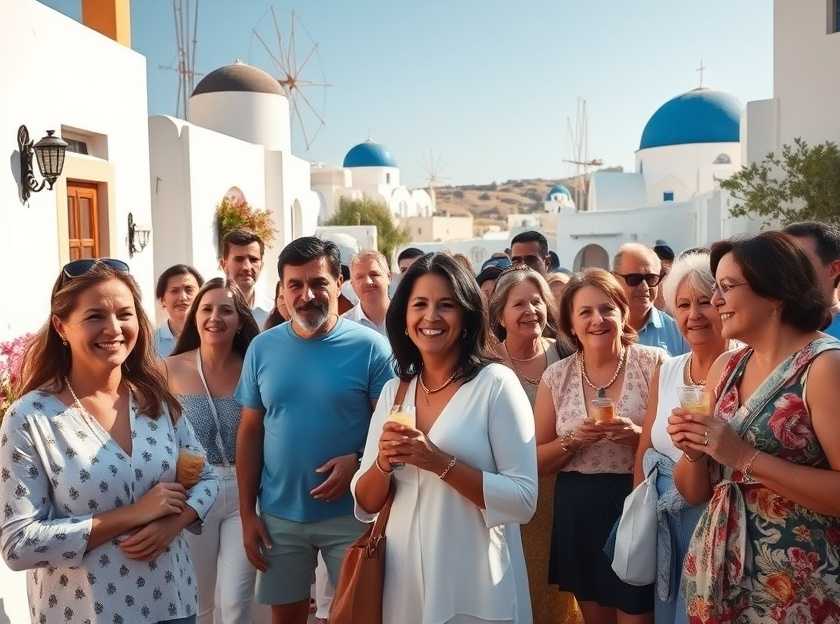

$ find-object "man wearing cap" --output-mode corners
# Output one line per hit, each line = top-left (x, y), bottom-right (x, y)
(652, 239), (675, 311)
(613, 242), (688, 356)
(477, 256), (512, 302)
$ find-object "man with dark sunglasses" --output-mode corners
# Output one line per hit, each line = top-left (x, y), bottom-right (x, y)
(612, 243), (688, 356)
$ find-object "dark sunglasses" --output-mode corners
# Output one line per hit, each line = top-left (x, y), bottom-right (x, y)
(62, 258), (130, 279)
(615, 272), (662, 287)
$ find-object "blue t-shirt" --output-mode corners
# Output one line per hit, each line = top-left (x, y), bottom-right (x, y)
(637, 307), (689, 356)
(824, 313), (840, 341)
(235, 318), (394, 522)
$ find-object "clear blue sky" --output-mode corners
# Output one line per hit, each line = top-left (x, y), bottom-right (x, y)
(42, 0), (773, 187)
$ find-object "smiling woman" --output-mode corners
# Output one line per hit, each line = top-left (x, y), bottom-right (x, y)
(2, 260), (218, 624)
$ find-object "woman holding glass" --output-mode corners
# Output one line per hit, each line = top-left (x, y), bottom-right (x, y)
(489, 266), (578, 624)
(535, 269), (665, 624)
(668, 232), (840, 622)
(633, 251), (727, 624)
(352, 252), (538, 623)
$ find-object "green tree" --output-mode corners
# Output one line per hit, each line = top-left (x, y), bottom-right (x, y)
(326, 197), (410, 261)
(721, 138), (840, 226)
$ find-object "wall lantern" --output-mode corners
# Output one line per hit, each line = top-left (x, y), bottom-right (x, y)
(127, 212), (151, 257)
(17, 125), (68, 202)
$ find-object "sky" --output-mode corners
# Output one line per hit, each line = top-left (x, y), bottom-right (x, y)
(41, 0), (773, 188)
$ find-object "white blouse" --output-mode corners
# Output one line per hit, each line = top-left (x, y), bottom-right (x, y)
(351, 364), (538, 624)
(0, 389), (218, 624)
(650, 353), (690, 463)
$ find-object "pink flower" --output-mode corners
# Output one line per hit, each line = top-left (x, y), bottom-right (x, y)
(768, 393), (813, 450)
(787, 547), (820, 578)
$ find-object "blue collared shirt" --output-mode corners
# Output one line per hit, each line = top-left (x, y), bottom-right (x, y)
(824, 313), (840, 341)
(637, 307), (689, 356)
(154, 321), (177, 358)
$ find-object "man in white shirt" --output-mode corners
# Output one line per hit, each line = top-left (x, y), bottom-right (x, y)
(342, 249), (391, 336)
(220, 228), (271, 327)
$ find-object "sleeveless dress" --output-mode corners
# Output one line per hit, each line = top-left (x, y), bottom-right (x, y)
(682, 337), (840, 623)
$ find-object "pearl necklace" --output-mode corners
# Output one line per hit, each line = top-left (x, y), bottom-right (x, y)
(419, 370), (458, 394)
(578, 349), (626, 397)
(687, 354), (706, 385)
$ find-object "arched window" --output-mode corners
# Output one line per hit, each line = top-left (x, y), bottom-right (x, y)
(713, 153), (732, 165)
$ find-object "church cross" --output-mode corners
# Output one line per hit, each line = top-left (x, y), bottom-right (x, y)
(696, 59), (707, 88)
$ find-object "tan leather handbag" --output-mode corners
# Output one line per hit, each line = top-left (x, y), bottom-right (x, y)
(330, 380), (408, 624)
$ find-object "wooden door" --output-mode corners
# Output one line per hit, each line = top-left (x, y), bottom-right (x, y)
(67, 182), (100, 260)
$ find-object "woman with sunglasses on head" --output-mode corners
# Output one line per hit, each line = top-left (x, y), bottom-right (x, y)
(668, 232), (840, 622)
(352, 253), (538, 623)
(632, 251), (728, 624)
(163, 278), (261, 624)
(488, 265), (579, 624)
(0, 258), (218, 624)
(535, 269), (666, 624)
(154, 264), (205, 357)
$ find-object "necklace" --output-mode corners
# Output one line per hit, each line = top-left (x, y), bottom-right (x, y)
(505, 339), (547, 385)
(505, 338), (545, 362)
(578, 349), (626, 397)
(419, 369), (458, 394)
(65, 378), (102, 430)
(686, 354), (706, 385)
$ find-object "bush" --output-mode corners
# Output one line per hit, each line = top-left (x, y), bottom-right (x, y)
(215, 197), (276, 251)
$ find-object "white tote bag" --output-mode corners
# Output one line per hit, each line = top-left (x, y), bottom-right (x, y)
(611, 466), (658, 586)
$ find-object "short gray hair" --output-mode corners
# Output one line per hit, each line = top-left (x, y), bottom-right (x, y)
(661, 250), (715, 314)
(351, 249), (390, 274)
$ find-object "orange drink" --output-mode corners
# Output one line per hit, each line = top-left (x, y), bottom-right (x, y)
(590, 397), (615, 423)
(677, 385), (708, 414)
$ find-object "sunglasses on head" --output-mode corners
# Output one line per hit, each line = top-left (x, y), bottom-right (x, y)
(615, 272), (662, 287)
(62, 258), (130, 279)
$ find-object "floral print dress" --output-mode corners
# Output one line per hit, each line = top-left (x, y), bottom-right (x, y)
(682, 338), (840, 623)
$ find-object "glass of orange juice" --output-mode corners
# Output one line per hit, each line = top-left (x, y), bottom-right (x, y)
(677, 385), (708, 414)
(387, 405), (415, 469)
(590, 397), (615, 423)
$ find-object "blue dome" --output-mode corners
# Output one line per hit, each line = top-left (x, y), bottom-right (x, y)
(546, 184), (572, 200)
(639, 88), (742, 150)
(343, 141), (397, 168)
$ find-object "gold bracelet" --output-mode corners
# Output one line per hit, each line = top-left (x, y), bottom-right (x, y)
(740, 449), (761, 481)
(683, 452), (704, 463)
(558, 431), (578, 454)
(375, 456), (393, 476)
(439, 456), (457, 480)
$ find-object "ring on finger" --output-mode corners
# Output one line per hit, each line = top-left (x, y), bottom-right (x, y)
(703, 430), (709, 446)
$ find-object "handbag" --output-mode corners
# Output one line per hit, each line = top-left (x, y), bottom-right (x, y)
(611, 464), (659, 586)
(330, 380), (409, 624)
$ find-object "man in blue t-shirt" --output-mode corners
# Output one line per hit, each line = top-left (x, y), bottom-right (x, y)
(613, 243), (689, 356)
(784, 222), (840, 340)
(235, 236), (394, 624)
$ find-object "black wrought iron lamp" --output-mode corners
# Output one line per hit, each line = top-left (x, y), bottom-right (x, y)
(17, 125), (68, 202)
(127, 212), (151, 257)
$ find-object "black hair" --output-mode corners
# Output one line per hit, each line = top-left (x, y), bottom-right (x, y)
(263, 280), (286, 330)
(386, 253), (495, 383)
(547, 250), (560, 271)
(277, 236), (341, 281)
(155, 264), (204, 300)
(221, 228), (265, 259)
(510, 231), (548, 257)
(398, 247), (426, 263)
(476, 266), (503, 286)
(710, 231), (827, 332)
(783, 221), (840, 265)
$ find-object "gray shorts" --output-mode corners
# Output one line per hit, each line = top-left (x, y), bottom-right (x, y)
(256, 512), (366, 605)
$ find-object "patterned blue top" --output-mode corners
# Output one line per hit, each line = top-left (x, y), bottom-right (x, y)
(177, 395), (240, 466)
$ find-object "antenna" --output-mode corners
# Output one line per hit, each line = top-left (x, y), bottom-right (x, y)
(159, 0), (202, 120)
(696, 59), (707, 89)
(250, 6), (331, 150)
(562, 97), (603, 211)
(422, 150), (450, 215)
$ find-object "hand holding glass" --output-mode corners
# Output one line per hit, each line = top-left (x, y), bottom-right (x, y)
(677, 385), (708, 414)
(386, 405), (416, 469)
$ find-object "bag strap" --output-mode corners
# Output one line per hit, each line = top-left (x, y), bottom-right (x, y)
(195, 350), (231, 468)
(368, 379), (410, 540)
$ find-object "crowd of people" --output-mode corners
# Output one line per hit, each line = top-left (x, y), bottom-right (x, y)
(1, 222), (840, 624)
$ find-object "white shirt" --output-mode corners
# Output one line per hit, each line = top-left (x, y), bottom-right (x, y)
(0, 390), (218, 624)
(250, 305), (269, 330)
(351, 364), (537, 624)
(341, 302), (387, 336)
(651, 353), (689, 462)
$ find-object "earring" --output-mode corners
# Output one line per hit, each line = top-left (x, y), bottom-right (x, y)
(404, 328), (409, 335)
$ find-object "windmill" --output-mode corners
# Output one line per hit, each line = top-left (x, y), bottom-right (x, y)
(422, 150), (449, 215)
(562, 97), (602, 211)
(249, 6), (331, 151)
(159, 0), (203, 120)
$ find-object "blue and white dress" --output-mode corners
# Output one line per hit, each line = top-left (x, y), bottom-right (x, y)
(0, 389), (218, 624)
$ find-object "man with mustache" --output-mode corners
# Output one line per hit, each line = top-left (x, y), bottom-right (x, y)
(220, 228), (271, 327)
(235, 236), (394, 624)
(342, 249), (391, 336)
(612, 242), (688, 356)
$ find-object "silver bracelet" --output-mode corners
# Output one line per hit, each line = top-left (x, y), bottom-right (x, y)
(438, 456), (457, 480)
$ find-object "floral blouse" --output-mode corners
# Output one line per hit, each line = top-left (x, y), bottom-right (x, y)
(0, 389), (218, 624)
(682, 338), (840, 623)
(542, 344), (666, 474)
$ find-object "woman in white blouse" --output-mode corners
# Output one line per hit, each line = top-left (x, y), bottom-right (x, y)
(633, 250), (726, 624)
(0, 258), (218, 624)
(352, 252), (538, 624)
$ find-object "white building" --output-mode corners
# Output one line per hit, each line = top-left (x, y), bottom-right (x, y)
(150, 61), (321, 313)
(311, 140), (433, 223)
(556, 87), (756, 271)
(544, 184), (576, 213)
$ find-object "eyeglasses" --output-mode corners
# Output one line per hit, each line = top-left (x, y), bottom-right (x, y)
(62, 258), (130, 279)
(712, 280), (747, 296)
(614, 273), (662, 287)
